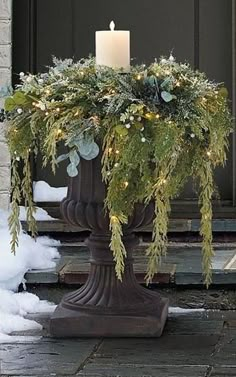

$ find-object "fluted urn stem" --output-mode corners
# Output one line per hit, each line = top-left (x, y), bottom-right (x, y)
(50, 149), (169, 337)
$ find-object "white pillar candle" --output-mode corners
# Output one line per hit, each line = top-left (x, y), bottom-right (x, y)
(96, 21), (130, 72)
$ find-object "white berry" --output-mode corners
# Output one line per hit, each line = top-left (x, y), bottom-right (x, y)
(17, 108), (23, 114)
(137, 116), (142, 121)
(160, 58), (167, 64)
(126, 123), (131, 129)
(19, 72), (25, 77)
(114, 163), (119, 167)
(129, 116), (134, 121)
(190, 133), (195, 138)
(141, 137), (146, 142)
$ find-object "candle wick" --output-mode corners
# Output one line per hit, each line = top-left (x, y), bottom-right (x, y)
(109, 20), (115, 31)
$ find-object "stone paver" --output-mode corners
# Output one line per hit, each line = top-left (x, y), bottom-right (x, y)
(0, 338), (100, 376)
(0, 311), (236, 376)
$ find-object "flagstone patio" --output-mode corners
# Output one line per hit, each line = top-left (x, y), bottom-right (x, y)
(0, 310), (235, 376)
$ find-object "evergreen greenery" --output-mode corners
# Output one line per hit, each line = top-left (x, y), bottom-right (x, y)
(3, 56), (232, 286)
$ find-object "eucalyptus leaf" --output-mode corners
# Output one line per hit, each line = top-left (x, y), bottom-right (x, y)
(160, 77), (173, 91)
(67, 162), (78, 177)
(218, 87), (228, 98)
(161, 91), (173, 103)
(114, 124), (128, 136)
(74, 138), (93, 155)
(69, 149), (80, 166)
(13, 91), (28, 105)
(5, 97), (16, 111)
(80, 142), (99, 160)
(56, 153), (69, 164)
(145, 75), (157, 87)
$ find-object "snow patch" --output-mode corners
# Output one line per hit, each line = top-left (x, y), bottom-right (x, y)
(33, 180), (67, 202)
(19, 206), (56, 221)
(169, 307), (205, 314)
(0, 210), (59, 342)
(0, 228), (60, 291)
(0, 290), (56, 342)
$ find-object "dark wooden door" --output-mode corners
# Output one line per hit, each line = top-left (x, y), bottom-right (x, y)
(12, 0), (236, 216)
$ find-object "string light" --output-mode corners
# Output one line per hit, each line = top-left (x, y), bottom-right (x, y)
(160, 178), (167, 185)
(136, 74), (142, 80)
(32, 102), (36, 106)
(111, 215), (119, 223)
(57, 129), (62, 136)
(206, 150), (212, 157)
(155, 114), (160, 119)
(45, 89), (51, 95)
(123, 181), (129, 188)
(175, 81), (181, 87)
(56, 107), (60, 112)
(115, 150), (120, 154)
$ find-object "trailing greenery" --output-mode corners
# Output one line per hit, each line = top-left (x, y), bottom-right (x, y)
(2, 56), (232, 286)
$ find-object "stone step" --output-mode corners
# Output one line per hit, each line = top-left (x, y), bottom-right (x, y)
(25, 244), (236, 287)
(22, 218), (236, 234)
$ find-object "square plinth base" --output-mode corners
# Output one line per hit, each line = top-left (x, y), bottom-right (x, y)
(50, 298), (169, 338)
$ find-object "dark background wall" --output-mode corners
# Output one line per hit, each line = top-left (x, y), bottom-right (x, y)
(12, 0), (236, 210)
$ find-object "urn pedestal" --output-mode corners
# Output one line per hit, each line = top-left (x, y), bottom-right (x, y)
(50, 152), (169, 337)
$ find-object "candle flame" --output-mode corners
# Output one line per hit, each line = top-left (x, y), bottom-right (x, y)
(110, 20), (115, 31)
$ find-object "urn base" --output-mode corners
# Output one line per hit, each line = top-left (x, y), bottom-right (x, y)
(50, 295), (169, 338)
(50, 234), (169, 338)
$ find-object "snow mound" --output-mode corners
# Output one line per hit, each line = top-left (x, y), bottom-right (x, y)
(0, 209), (59, 342)
(0, 230), (60, 291)
(19, 205), (56, 221)
(0, 208), (60, 291)
(0, 290), (55, 341)
(33, 180), (67, 202)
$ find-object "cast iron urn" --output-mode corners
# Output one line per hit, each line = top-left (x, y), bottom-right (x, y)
(50, 150), (169, 337)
